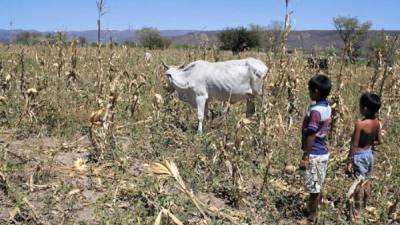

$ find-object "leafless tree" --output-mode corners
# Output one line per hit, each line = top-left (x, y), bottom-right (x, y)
(96, 0), (107, 45)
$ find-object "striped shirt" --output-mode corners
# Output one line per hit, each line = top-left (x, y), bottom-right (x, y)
(302, 100), (331, 155)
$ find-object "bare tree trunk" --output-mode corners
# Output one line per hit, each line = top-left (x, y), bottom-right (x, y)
(19, 49), (25, 100)
(97, 19), (101, 45)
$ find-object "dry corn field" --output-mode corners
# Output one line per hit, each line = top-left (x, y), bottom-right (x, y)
(0, 42), (399, 225)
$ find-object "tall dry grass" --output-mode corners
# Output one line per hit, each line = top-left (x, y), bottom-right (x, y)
(0, 41), (398, 224)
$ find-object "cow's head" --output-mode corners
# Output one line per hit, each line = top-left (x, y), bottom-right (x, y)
(246, 61), (269, 80)
(246, 61), (269, 96)
(162, 61), (186, 92)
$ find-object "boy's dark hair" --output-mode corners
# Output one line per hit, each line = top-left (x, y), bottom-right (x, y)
(360, 92), (381, 114)
(308, 74), (332, 99)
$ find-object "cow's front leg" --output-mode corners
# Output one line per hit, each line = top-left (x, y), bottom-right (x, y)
(246, 95), (255, 117)
(196, 95), (207, 134)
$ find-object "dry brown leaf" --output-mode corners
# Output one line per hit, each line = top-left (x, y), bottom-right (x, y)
(8, 207), (20, 221)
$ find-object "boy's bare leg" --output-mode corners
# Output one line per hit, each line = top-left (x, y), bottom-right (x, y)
(308, 193), (321, 221)
(363, 181), (371, 208)
(354, 183), (364, 223)
(298, 193), (321, 225)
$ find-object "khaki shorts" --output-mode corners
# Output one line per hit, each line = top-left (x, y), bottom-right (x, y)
(304, 153), (329, 193)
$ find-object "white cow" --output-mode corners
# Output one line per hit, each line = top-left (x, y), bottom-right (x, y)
(144, 52), (152, 64)
(163, 58), (269, 133)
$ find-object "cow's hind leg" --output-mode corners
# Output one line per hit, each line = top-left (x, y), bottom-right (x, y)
(246, 96), (255, 117)
(204, 99), (209, 120)
(196, 95), (207, 134)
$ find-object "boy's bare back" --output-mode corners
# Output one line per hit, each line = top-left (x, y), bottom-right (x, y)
(353, 119), (382, 150)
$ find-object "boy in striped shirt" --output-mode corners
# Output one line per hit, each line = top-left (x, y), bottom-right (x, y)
(298, 74), (332, 224)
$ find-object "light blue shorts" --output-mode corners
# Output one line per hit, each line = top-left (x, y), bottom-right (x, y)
(353, 149), (374, 179)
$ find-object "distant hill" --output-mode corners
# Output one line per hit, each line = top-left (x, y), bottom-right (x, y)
(0, 29), (196, 44)
(0, 29), (399, 49)
(169, 30), (400, 49)
(288, 30), (343, 49)
(287, 30), (400, 49)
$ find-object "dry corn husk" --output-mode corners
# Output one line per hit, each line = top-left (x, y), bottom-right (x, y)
(391, 210), (400, 221)
(366, 206), (378, 219)
(27, 88), (38, 96)
(146, 161), (242, 224)
(144, 162), (171, 176)
(154, 94), (164, 104)
(74, 158), (87, 172)
(154, 210), (163, 225)
(9, 207), (20, 221)
(165, 209), (184, 225)
(270, 178), (290, 192)
(90, 109), (104, 124)
(0, 96), (7, 102)
(153, 208), (183, 225)
(284, 164), (296, 174)
(67, 189), (81, 196)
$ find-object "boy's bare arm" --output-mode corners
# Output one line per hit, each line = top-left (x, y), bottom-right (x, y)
(305, 133), (317, 152)
(374, 121), (383, 145)
(299, 132), (316, 170)
(346, 122), (361, 173)
(349, 122), (361, 158)
(299, 110), (318, 169)
(302, 110), (320, 153)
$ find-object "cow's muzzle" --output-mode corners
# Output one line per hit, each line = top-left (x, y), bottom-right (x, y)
(164, 84), (175, 93)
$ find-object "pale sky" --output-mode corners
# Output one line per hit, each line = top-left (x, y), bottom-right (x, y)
(0, 0), (399, 31)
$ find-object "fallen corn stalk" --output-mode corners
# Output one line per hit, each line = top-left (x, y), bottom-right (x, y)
(145, 160), (244, 224)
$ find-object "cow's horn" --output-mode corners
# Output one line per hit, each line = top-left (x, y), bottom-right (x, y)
(161, 60), (169, 69)
(177, 62), (186, 69)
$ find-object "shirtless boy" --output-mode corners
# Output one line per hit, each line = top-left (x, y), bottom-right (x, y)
(346, 92), (383, 223)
